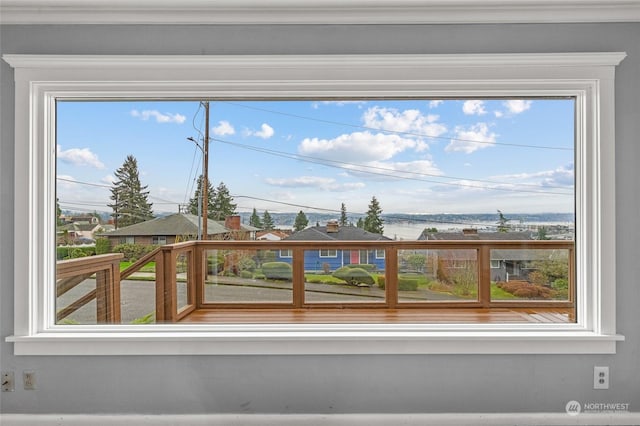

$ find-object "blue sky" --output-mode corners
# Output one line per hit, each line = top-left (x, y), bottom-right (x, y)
(56, 98), (575, 217)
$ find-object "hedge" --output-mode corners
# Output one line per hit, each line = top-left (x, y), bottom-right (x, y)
(332, 266), (375, 286)
(346, 263), (377, 271)
(261, 262), (292, 280)
(56, 246), (95, 260)
(398, 278), (418, 291)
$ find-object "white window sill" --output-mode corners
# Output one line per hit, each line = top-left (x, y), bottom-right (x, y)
(7, 329), (624, 355)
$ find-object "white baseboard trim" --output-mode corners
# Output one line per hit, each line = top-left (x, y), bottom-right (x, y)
(1, 413), (640, 425)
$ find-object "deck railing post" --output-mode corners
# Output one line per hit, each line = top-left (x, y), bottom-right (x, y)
(478, 245), (491, 308)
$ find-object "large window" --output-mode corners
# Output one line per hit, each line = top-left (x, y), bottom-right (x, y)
(4, 53), (624, 355)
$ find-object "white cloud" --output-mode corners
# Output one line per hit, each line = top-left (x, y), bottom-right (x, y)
(429, 100), (443, 108)
(344, 159), (442, 181)
(492, 164), (574, 188)
(462, 100), (487, 116)
(57, 145), (105, 169)
(130, 109), (186, 124)
(248, 123), (275, 139)
(212, 120), (235, 136)
(299, 131), (418, 163)
(101, 175), (116, 185)
(493, 111), (504, 118)
(445, 123), (497, 154)
(265, 176), (365, 192)
(363, 106), (447, 138)
(503, 100), (532, 114)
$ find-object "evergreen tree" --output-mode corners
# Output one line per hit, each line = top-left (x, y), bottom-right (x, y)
(56, 198), (64, 226)
(249, 208), (263, 228)
(293, 210), (309, 232)
(339, 203), (348, 226)
(187, 175), (215, 219)
(363, 196), (384, 234)
(496, 209), (510, 233)
(356, 217), (364, 229)
(262, 210), (275, 231)
(108, 155), (153, 228)
(210, 181), (237, 220)
(536, 226), (550, 240)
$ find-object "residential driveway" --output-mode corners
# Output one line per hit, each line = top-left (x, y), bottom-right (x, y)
(57, 277), (464, 324)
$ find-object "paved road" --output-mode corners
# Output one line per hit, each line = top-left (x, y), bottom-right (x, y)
(57, 277), (463, 324)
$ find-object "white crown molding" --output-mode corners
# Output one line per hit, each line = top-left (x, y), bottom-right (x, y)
(1, 52), (628, 70)
(1, 0), (640, 25)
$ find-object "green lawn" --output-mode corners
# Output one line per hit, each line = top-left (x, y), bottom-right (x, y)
(119, 261), (156, 273)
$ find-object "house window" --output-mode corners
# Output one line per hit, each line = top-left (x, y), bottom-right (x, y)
(152, 236), (167, 245)
(375, 250), (385, 259)
(120, 237), (135, 244)
(280, 249), (292, 258)
(4, 53), (624, 355)
(490, 260), (501, 269)
(319, 249), (338, 258)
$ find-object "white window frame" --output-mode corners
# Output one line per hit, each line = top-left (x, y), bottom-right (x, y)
(319, 249), (338, 258)
(3, 53), (625, 355)
(375, 249), (385, 259)
(279, 249), (293, 258)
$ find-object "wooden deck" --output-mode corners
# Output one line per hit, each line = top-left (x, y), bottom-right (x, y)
(179, 307), (575, 324)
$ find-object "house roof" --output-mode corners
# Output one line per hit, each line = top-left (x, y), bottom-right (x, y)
(418, 230), (534, 241)
(285, 225), (391, 241)
(99, 213), (250, 237)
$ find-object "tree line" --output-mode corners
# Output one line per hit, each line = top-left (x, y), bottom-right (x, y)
(105, 154), (386, 235)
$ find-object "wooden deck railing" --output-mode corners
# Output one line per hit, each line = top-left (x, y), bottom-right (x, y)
(153, 240), (575, 322)
(56, 240), (574, 324)
(56, 253), (123, 323)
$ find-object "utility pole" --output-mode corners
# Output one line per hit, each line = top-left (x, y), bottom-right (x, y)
(202, 101), (210, 239)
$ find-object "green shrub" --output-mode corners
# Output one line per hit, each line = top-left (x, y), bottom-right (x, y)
(398, 278), (418, 291)
(254, 273), (266, 280)
(112, 243), (158, 262)
(377, 276), (386, 289)
(95, 237), (111, 255)
(70, 248), (89, 259)
(238, 256), (257, 272)
(130, 313), (154, 324)
(552, 278), (569, 290)
(57, 246), (96, 260)
(332, 266), (375, 286)
(261, 262), (292, 280)
(240, 270), (253, 279)
(347, 263), (377, 271)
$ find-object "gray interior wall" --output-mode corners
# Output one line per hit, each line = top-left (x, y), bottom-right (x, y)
(1, 23), (639, 414)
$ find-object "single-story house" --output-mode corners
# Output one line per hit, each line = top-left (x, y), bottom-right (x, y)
(416, 228), (541, 281)
(98, 213), (259, 247)
(56, 216), (106, 245)
(277, 221), (391, 272)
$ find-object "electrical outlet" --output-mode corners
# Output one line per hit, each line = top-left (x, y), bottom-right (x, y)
(594, 366), (609, 389)
(2, 371), (15, 392)
(23, 371), (36, 390)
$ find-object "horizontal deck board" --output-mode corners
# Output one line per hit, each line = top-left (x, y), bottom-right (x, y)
(179, 307), (574, 324)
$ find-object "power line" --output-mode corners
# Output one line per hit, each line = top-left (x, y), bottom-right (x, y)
(221, 100), (574, 152)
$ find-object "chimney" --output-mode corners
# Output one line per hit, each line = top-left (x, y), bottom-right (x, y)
(326, 220), (339, 233)
(225, 215), (241, 230)
(462, 228), (478, 235)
